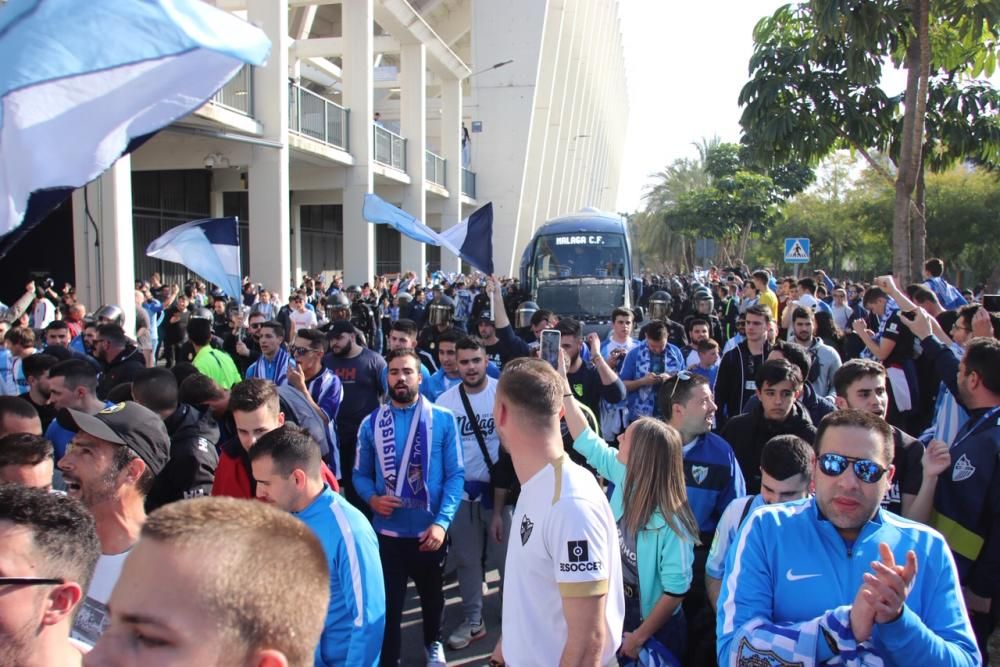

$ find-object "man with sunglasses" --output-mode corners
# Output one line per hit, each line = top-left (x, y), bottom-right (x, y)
(222, 308), (261, 377)
(285, 329), (343, 469)
(717, 409), (979, 666)
(0, 484), (101, 666)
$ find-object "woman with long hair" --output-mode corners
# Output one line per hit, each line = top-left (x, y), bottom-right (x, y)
(558, 351), (698, 665)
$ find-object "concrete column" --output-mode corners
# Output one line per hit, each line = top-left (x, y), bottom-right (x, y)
(342, 0), (375, 284)
(71, 155), (136, 333)
(210, 191), (225, 219)
(291, 203), (304, 286)
(247, 0), (290, 295)
(439, 76), (463, 274)
(399, 42), (427, 275)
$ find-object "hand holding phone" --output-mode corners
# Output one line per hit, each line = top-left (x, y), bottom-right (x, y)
(540, 329), (561, 369)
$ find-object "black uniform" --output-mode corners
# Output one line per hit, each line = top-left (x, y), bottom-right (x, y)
(145, 403), (220, 512)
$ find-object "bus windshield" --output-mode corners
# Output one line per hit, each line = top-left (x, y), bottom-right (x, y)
(532, 233), (627, 281)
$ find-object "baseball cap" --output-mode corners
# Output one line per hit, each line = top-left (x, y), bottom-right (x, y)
(62, 402), (170, 476)
(327, 320), (356, 337)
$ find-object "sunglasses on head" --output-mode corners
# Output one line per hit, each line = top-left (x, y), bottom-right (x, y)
(818, 453), (888, 484)
(668, 370), (693, 400)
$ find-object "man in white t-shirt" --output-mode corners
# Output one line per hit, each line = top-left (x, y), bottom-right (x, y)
(288, 292), (318, 339)
(436, 338), (508, 650)
(495, 358), (624, 666)
(57, 401), (170, 647)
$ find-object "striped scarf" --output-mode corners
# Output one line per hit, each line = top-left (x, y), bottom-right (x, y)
(249, 345), (291, 385)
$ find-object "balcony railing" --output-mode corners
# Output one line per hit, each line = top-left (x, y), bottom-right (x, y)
(212, 64), (253, 116)
(425, 150), (446, 187)
(288, 82), (349, 151)
(374, 124), (407, 172)
(462, 168), (476, 198)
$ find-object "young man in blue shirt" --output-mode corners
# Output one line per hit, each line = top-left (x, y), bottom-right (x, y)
(250, 425), (385, 667)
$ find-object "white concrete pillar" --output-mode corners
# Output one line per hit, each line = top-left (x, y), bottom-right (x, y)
(399, 42), (427, 275)
(342, 0), (375, 284)
(291, 204), (303, 286)
(71, 156), (136, 333)
(439, 76), (463, 274)
(247, 0), (290, 294)
(210, 191), (225, 219)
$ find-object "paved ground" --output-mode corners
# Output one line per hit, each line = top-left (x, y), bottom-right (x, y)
(396, 569), (1000, 666)
(399, 568), (502, 666)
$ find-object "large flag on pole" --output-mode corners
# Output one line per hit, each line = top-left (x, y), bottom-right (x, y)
(439, 203), (494, 274)
(362, 194), (495, 274)
(146, 217), (242, 299)
(0, 0), (271, 238)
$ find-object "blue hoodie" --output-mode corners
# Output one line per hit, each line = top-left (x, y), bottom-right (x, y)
(353, 400), (464, 538)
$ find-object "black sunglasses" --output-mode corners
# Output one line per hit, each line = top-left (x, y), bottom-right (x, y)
(0, 577), (65, 587)
(818, 453), (888, 484)
(290, 345), (318, 357)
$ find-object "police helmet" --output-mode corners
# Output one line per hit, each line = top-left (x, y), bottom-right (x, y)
(648, 291), (672, 321)
(515, 301), (539, 329)
(427, 294), (455, 326)
(94, 304), (124, 327)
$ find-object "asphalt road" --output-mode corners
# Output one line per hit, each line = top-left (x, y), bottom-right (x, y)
(399, 568), (502, 666)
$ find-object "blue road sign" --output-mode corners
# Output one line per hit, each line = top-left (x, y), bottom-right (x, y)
(784, 237), (810, 263)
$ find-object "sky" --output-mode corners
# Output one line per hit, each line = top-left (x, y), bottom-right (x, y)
(615, 0), (789, 213)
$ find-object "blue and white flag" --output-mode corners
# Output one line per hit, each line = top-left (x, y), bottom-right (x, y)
(439, 202), (494, 274)
(363, 194), (495, 274)
(146, 217), (242, 299)
(0, 0), (271, 237)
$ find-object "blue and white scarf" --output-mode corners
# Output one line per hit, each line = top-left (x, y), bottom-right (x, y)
(861, 299), (900, 361)
(374, 398), (433, 511)
(248, 346), (291, 385)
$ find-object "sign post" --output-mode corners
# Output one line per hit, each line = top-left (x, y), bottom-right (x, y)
(784, 237), (809, 278)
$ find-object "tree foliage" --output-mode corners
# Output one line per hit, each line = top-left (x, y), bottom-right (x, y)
(739, 0), (1000, 282)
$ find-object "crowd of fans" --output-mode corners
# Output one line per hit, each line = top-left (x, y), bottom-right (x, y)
(0, 256), (997, 666)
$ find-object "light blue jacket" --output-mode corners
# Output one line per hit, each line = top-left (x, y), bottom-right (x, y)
(716, 497), (979, 666)
(572, 428), (694, 620)
(353, 400), (464, 538)
(296, 486), (385, 667)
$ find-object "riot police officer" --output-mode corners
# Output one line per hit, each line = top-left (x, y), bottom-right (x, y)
(683, 284), (724, 343)
(416, 293), (464, 371)
(639, 290), (687, 348)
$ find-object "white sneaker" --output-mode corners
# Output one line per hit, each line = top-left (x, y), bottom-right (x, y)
(447, 620), (487, 650)
(426, 641), (448, 666)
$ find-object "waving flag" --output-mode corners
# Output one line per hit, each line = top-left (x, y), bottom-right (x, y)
(0, 0), (271, 237)
(362, 194), (495, 273)
(146, 217), (242, 299)
(439, 202), (494, 274)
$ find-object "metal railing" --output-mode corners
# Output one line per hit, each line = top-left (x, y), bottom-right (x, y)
(212, 64), (253, 116)
(462, 168), (476, 198)
(425, 150), (446, 187)
(288, 83), (349, 151)
(374, 124), (407, 172)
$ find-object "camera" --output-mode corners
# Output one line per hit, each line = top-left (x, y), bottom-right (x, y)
(42, 277), (54, 289)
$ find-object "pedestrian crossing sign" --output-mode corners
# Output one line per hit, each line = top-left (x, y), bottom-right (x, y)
(784, 238), (810, 263)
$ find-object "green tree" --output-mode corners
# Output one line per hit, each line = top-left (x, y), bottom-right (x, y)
(740, 0), (1000, 282)
(664, 143), (812, 263)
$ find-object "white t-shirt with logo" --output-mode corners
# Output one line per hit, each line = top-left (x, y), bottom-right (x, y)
(502, 454), (624, 666)
(436, 378), (499, 486)
(290, 308), (318, 332)
(71, 550), (130, 646)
